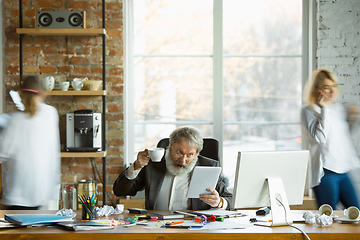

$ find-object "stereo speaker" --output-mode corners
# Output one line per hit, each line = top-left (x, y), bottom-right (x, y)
(36, 11), (86, 29)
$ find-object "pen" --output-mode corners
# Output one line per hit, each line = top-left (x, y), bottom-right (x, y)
(137, 216), (158, 220)
(162, 225), (203, 229)
(124, 220), (147, 227)
(249, 218), (272, 222)
(171, 221), (184, 225)
(174, 210), (198, 217)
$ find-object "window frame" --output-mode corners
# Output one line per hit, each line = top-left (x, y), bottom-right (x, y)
(124, 0), (315, 167)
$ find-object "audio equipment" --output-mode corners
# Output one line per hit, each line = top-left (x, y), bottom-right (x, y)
(36, 11), (86, 29)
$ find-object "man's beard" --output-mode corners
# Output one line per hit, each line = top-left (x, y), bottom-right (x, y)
(165, 149), (198, 176)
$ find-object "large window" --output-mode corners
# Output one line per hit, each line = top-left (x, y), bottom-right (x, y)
(125, 0), (305, 188)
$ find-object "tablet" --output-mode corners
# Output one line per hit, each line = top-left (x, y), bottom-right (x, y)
(187, 166), (221, 198)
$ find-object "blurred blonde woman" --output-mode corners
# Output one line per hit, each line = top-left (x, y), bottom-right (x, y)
(0, 75), (60, 210)
(302, 69), (360, 210)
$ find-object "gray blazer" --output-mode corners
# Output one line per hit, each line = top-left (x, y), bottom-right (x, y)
(113, 155), (232, 210)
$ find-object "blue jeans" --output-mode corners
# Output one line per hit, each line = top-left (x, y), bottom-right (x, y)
(313, 169), (360, 209)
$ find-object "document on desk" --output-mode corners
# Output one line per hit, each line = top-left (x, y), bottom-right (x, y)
(254, 210), (306, 223)
(188, 208), (246, 217)
(0, 218), (23, 229)
(200, 218), (249, 231)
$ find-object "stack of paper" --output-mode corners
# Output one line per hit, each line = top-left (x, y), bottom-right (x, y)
(55, 221), (114, 231)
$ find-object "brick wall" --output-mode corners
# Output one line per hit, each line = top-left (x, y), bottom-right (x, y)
(317, 0), (360, 199)
(3, 0), (124, 206)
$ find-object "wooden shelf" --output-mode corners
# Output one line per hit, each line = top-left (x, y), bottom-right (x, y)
(61, 151), (107, 158)
(16, 28), (106, 36)
(46, 90), (106, 96)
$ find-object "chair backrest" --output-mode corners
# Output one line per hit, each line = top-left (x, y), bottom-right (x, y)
(156, 137), (220, 161)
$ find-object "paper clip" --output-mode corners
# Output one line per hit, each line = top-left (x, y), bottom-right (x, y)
(200, 215), (207, 224)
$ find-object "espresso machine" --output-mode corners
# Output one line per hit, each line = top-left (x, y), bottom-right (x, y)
(66, 109), (102, 152)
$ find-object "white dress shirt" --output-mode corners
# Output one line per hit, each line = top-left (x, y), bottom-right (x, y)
(126, 163), (190, 210)
(0, 101), (60, 207)
(301, 103), (360, 188)
(125, 163), (227, 210)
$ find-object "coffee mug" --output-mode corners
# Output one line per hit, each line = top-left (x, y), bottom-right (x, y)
(71, 80), (83, 91)
(319, 204), (333, 216)
(42, 76), (55, 91)
(344, 206), (360, 220)
(148, 148), (165, 162)
(59, 81), (70, 91)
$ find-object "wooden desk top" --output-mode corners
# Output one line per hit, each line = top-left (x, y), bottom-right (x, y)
(0, 210), (359, 240)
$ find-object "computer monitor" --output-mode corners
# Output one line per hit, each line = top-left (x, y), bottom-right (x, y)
(232, 150), (310, 227)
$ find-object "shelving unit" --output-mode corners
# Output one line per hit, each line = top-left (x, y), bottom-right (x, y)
(61, 151), (107, 158)
(17, 0), (108, 205)
(46, 90), (106, 96)
(16, 28), (106, 36)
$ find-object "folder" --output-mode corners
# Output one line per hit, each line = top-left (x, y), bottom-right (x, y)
(4, 214), (74, 226)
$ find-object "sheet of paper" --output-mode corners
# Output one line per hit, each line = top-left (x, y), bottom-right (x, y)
(188, 208), (246, 217)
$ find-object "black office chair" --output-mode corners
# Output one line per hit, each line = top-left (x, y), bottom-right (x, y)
(156, 137), (220, 161)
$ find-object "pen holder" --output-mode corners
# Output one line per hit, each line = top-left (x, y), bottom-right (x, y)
(82, 201), (96, 220)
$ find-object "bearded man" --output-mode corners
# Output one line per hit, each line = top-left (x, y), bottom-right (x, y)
(113, 126), (232, 210)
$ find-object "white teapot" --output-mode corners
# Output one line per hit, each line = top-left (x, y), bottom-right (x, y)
(42, 76), (55, 91)
(71, 77), (88, 91)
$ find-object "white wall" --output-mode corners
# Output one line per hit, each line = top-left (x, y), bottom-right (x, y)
(317, 0), (360, 198)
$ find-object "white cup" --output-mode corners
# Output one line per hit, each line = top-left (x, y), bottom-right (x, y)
(42, 76), (55, 91)
(116, 204), (124, 213)
(319, 204), (333, 216)
(71, 80), (83, 91)
(344, 206), (360, 220)
(148, 148), (165, 162)
(59, 81), (70, 91)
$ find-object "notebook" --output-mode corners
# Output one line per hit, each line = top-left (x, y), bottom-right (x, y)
(56, 221), (114, 231)
(148, 210), (185, 220)
(4, 214), (74, 226)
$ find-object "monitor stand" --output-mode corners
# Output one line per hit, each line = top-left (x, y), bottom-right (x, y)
(255, 177), (293, 227)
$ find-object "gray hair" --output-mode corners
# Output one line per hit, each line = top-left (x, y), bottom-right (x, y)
(169, 126), (203, 153)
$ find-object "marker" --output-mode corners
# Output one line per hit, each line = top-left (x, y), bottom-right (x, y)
(171, 221), (184, 225)
(137, 216), (158, 220)
(249, 218), (272, 223)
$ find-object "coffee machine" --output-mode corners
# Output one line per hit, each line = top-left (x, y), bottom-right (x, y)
(66, 109), (102, 152)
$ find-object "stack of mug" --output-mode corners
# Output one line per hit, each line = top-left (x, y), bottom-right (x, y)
(42, 76), (87, 91)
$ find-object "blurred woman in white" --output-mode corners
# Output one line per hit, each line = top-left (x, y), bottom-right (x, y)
(302, 69), (360, 210)
(0, 75), (60, 210)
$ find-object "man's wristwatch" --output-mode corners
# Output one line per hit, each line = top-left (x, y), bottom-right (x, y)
(217, 197), (224, 208)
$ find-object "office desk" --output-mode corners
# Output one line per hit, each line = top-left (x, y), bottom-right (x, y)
(0, 210), (359, 240)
